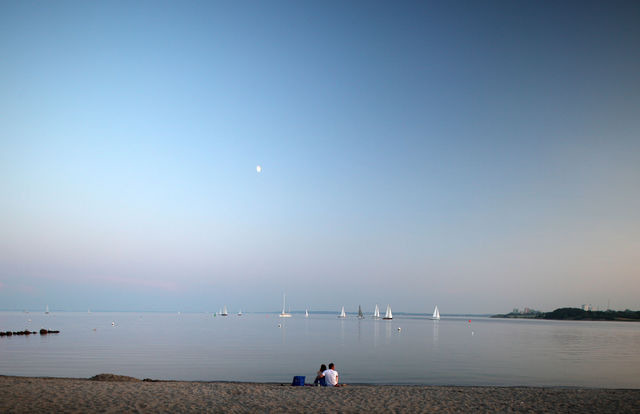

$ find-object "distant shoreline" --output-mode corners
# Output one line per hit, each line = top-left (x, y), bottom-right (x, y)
(0, 309), (493, 317)
(492, 307), (640, 321)
(1, 375), (638, 413)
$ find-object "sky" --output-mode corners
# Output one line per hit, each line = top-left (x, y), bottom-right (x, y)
(1, 1), (639, 314)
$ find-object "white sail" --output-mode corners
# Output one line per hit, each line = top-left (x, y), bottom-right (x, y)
(237, 309), (243, 316)
(45, 305), (49, 314)
(221, 305), (228, 316)
(373, 304), (380, 319)
(305, 309), (309, 318)
(338, 306), (347, 318)
(383, 304), (393, 319)
(279, 293), (292, 317)
(432, 305), (440, 320)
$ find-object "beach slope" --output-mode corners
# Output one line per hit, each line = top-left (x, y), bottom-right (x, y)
(0, 375), (638, 413)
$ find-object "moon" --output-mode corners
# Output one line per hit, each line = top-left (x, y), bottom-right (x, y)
(256, 165), (262, 173)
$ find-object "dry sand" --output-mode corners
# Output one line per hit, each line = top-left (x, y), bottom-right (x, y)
(0, 374), (638, 413)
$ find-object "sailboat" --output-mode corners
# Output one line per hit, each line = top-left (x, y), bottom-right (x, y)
(45, 305), (50, 315)
(357, 305), (364, 319)
(279, 293), (292, 318)
(383, 304), (393, 320)
(338, 306), (347, 319)
(432, 305), (440, 320)
(305, 309), (309, 318)
(373, 304), (380, 319)
(237, 309), (243, 316)
(221, 305), (228, 316)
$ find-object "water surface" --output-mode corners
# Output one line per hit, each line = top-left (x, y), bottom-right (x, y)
(1, 312), (638, 388)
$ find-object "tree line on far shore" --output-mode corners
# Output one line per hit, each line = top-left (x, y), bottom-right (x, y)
(492, 307), (640, 321)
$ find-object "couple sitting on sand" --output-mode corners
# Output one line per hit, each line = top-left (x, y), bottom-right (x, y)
(313, 363), (345, 387)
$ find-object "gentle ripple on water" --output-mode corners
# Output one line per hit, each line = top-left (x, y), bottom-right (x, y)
(0, 312), (639, 387)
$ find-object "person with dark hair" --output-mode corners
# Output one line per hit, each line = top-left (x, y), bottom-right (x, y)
(322, 363), (343, 387)
(314, 364), (327, 386)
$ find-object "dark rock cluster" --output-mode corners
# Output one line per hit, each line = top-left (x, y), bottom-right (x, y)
(90, 374), (141, 382)
(0, 329), (60, 337)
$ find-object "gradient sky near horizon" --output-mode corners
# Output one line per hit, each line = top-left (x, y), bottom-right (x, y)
(1, 1), (639, 313)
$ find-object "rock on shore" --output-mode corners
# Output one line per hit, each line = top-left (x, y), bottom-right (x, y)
(0, 329), (60, 337)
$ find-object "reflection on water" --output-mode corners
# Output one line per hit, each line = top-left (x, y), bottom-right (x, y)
(373, 320), (379, 348)
(433, 320), (439, 348)
(280, 319), (286, 345)
(0, 312), (639, 388)
(384, 320), (392, 343)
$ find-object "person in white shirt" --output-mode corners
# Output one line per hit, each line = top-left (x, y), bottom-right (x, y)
(322, 363), (342, 387)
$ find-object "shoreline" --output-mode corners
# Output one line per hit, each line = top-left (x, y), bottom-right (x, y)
(1, 374), (639, 413)
(3, 373), (640, 390)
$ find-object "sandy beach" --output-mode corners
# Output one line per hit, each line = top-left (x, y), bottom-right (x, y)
(0, 374), (638, 413)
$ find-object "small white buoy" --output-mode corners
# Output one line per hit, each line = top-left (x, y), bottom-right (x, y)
(256, 165), (262, 173)
(397, 327), (401, 332)
(111, 322), (115, 326)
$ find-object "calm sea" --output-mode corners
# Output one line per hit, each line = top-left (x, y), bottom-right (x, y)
(1, 311), (638, 388)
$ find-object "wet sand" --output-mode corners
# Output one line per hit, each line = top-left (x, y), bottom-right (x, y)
(0, 374), (638, 413)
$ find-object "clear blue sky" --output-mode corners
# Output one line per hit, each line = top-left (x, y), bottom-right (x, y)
(1, 1), (639, 313)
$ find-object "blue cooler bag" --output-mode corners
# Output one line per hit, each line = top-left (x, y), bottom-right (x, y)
(291, 376), (305, 386)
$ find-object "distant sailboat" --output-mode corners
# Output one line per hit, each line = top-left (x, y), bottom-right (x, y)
(45, 305), (50, 315)
(383, 304), (393, 320)
(221, 305), (228, 316)
(373, 304), (380, 319)
(237, 310), (243, 316)
(357, 305), (364, 319)
(305, 309), (309, 318)
(432, 305), (440, 320)
(338, 306), (347, 319)
(279, 293), (292, 318)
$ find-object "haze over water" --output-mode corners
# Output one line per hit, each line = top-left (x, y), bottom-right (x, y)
(1, 312), (639, 388)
